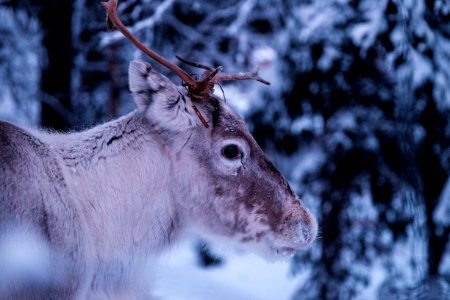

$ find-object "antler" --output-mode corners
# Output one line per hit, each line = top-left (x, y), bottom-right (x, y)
(101, 0), (270, 126)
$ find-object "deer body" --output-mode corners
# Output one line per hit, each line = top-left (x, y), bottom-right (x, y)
(0, 60), (317, 299)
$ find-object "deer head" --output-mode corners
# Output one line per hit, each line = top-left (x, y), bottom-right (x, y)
(103, 0), (317, 257)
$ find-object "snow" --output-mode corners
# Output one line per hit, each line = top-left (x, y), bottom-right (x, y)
(434, 34), (450, 109)
(433, 177), (450, 227)
(440, 247), (450, 276)
(100, 0), (175, 47)
(410, 50), (433, 87)
(218, 85), (254, 116)
(291, 115), (324, 135)
(327, 110), (356, 131)
(0, 229), (54, 291)
(347, 187), (378, 223)
(225, 0), (256, 36)
(1, 0), (450, 298)
(356, 260), (387, 300)
(211, 44), (279, 118)
(349, 0), (387, 54)
(289, 146), (325, 184)
(218, 81), (267, 118)
(250, 46), (279, 89)
(250, 46), (277, 68)
(296, 4), (343, 42)
(153, 239), (307, 300)
(0, 7), (40, 125)
(317, 45), (340, 71)
(0, 90), (18, 123)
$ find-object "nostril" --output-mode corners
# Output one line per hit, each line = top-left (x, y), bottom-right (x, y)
(301, 226), (310, 241)
(296, 221), (310, 243)
(282, 208), (318, 247)
(296, 216), (318, 245)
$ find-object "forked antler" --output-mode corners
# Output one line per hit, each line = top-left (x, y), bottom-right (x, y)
(101, 0), (270, 127)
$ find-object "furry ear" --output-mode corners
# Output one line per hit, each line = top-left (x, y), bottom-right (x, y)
(129, 59), (203, 131)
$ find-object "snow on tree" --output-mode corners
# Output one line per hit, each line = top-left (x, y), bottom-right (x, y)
(0, 0), (449, 298)
(0, 6), (40, 125)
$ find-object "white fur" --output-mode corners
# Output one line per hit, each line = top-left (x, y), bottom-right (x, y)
(0, 60), (317, 299)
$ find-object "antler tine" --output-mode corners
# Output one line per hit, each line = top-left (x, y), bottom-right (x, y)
(176, 56), (270, 86)
(101, 0), (271, 128)
(101, 0), (197, 88)
(214, 71), (271, 86)
(175, 55), (214, 71)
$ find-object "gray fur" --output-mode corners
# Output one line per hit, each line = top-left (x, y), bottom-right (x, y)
(0, 59), (317, 299)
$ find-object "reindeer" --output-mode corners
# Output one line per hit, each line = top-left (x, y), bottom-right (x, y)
(0, 0), (317, 298)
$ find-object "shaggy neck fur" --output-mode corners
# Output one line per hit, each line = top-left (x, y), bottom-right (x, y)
(41, 111), (182, 293)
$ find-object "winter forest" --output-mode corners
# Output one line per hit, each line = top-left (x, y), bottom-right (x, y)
(0, 0), (449, 299)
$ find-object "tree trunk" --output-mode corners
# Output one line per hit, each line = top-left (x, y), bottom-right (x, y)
(38, 1), (73, 130)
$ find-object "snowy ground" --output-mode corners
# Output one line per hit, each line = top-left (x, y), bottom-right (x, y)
(153, 239), (308, 300)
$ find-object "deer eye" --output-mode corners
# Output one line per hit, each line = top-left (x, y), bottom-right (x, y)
(221, 144), (241, 160)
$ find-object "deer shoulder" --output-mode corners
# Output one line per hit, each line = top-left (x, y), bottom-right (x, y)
(0, 121), (90, 298)
(0, 0), (317, 298)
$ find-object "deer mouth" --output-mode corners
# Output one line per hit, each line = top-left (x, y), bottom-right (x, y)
(265, 232), (313, 258)
(265, 237), (303, 258)
(274, 246), (296, 257)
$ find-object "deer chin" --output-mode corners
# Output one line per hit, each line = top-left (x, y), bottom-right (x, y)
(226, 231), (310, 261)
(240, 240), (299, 262)
(263, 237), (311, 260)
(270, 246), (297, 257)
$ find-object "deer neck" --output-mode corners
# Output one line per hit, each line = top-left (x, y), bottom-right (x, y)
(55, 111), (181, 255)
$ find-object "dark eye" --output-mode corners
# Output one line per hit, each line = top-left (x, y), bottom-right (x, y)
(221, 144), (241, 160)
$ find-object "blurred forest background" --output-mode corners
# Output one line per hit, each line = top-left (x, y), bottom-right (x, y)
(0, 0), (449, 299)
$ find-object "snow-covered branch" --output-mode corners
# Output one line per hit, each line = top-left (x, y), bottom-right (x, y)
(99, 0), (175, 47)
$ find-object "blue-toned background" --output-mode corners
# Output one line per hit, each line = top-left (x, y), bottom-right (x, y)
(0, 0), (449, 299)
